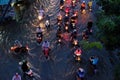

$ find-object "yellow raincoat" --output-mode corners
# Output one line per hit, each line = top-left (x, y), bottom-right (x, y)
(88, 1), (92, 7)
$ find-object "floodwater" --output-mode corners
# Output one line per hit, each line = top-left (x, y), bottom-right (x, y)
(0, 0), (114, 80)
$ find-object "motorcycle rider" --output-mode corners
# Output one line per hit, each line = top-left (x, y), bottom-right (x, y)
(42, 41), (50, 50)
(57, 13), (62, 24)
(60, 0), (64, 5)
(89, 56), (99, 69)
(81, 1), (86, 12)
(12, 73), (21, 80)
(14, 40), (22, 48)
(71, 0), (76, 8)
(88, 0), (93, 11)
(57, 26), (62, 38)
(11, 40), (22, 53)
(64, 14), (69, 23)
(45, 20), (50, 29)
(65, 6), (70, 16)
(74, 48), (82, 56)
(36, 26), (43, 37)
(77, 67), (85, 80)
(87, 20), (93, 34)
(71, 29), (77, 39)
(21, 60), (30, 73)
(60, 0), (64, 10)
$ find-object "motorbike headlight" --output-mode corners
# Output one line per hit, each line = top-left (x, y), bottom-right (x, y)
(65, 26), (68, 29)
(38, 16), (43, 20)
(74, 40), (78, 45)
(58, 39), (61, 42)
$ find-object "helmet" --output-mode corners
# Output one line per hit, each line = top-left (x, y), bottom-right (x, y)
(83, 1), (85, 3)
(79, 68), (84, 72)
(15, 40), (19, 43)
(15, 73), (18, 76)
(73, 29), (77, 32)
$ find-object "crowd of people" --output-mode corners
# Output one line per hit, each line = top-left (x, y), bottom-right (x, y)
(11, 0), (99, 80)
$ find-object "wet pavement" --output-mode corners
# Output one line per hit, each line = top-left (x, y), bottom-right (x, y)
(0, 0), (115, 80)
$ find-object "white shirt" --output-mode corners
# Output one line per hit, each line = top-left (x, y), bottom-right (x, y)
(36, 28), (42, 33)
(45, 20), (50, 26)
(12, 75), (21, 80)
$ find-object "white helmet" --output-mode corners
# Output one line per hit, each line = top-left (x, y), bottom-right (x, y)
(79, 68), (84, 72)
(83, 1), (85, 3)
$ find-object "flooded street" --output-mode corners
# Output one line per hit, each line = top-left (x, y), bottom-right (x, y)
(0, 0), (114, 80)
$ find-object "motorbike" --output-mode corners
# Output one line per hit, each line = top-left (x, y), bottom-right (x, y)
(57, 37), (62, 45)
(36, 33), (42, 44)
(74, 48), (82, 62)
(73, 11), (78, 19)
(72, 38), (79, 48)
(64, 22), (69, 32)
(76, 68), (85, 80)
(19, 61), (36, 80)
(60, 0), (64, 10)
(57, 15), (62, 24)
(81, 9), (86, 14)
(64, 15), (69, 23)
(56, 28), (62, 38)
(71, 0), (76, 8)
(45, 20), (50, 30)
(87, 29), (92, 35)
(82, 30), (89, 40)
(38, 10), (44, 21)
(89, 56), (99, 74)
(65, 7), (70, 17)
(65, 25), (69, 32)
(88, 6), (92, 12)
(43, 47), (50, 59)
(70, 22), (76, 29)
(10, 45), (29, 55)
(60, 5), (64, 10)
(74, 52), (81, 62)
(70, 16), (76, 24)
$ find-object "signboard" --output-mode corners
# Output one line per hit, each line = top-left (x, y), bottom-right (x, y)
(0, 0), (9, 5)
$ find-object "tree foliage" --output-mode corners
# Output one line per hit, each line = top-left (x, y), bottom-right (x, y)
(97, 0), (120, 15)
(114, 63), (120, 80)
(79, 40), (103, 50)
(96, 0), (120, 50)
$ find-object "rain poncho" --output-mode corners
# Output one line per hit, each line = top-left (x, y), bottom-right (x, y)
(42, 41), (50, 48)
(91, 58), (98, 65)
